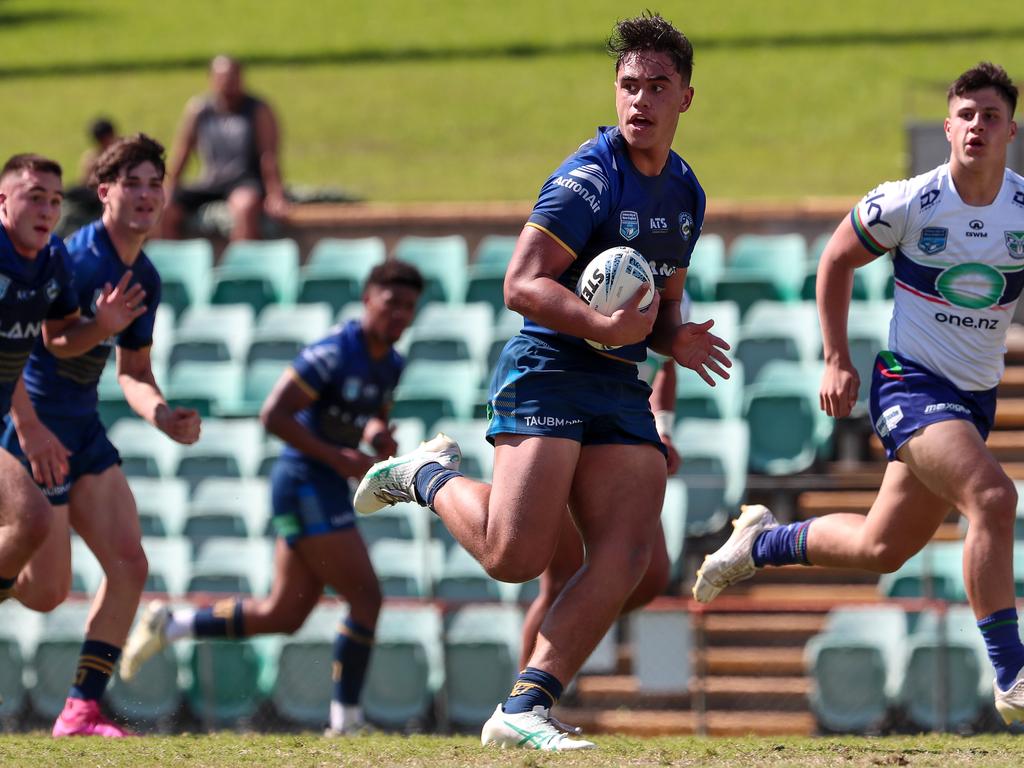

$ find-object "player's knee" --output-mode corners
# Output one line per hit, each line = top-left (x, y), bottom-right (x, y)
(628, 550), (671, 610)
(482, 551), (547, 584)
(973, 480), (1017, 531)
(109, 544), (149, 593)
(16, 496), (53, 552)
(20, 577), (70, 613)
(347, 581), (383, 624)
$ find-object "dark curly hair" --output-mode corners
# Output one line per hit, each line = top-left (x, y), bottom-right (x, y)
(608, 11), (693, 83)
(948, 62), (1017, 116)
(90, 133), (166, 187)
(365, 260), (424, 294)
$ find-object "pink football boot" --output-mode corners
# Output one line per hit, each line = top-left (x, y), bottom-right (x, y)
(52, 697), (130, 737)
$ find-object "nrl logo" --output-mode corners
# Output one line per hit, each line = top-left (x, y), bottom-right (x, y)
(619, 210), (639, 241)
(1005, 231), (1024, 260)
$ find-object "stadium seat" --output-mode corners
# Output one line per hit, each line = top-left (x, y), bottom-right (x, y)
(247, 302), (333, 365)
(107, 602), (183, 724)
(270, 603), (343, 726)
(145, 239), (214, 316)
(675, 359), (745, 421)
(877, 541), (966, 603)
(672, 419), (748, 536)
(187, 537), (274, 596)
(744, 361), (832, 475)
(29, 602), (94, 719)
(435, 545), (515, 603)
(97, 396), (139, 431)
(297, 237), (387, 313)
(187, 635), (280, 726)
(70, 536), (104, 595)
(128, 478), (188, 538)
(0, 602), (43, 719)
(846, 301), (892, 409)
(465, 263), (509, 317)
(391, 417), (426, 454)
(140, 536), (190, 597)
(392, 235), (469, 306)
(356, 502), (428, 549)
(684, 233), (725, 301)
(403, 302), (492, 364)
(736, 301), (820, 384)
(237, 359), (289, 417)
(369, 538), (444, 599)
(660, 477), (688, 580)
(166, 360), (244, 417)
(432, 418), (492, 480)
(804, 605), (907, 732)
(184, 478), (271, 551)
(444, 604), (523, 727)
(473, 235), (518, 270)
(362, 604), (445, 729)
(210, 238), (300, 313)
(258, 435), (285, 478)
(174, 418), (263, 490)
(150, 304), (175, 371)
(390, 360), (483, 433)
(802, 238), (894, 302)
(170, 304), (255, 368)
(714, 233), (807, 316)
(631, 609), (692, 693)
(109, 419), (182, 478)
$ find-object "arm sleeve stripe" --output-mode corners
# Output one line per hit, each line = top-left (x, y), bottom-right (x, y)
(850, 207), (890, 256)
(287, 367), (320, 400)
(525, 222), (577, 260)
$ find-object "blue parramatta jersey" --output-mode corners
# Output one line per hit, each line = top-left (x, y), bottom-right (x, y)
(524, 125), (706, 364)
(0, 226), (78, 417)
(283, 320), (404, 470)
(22, 220), (162, 418)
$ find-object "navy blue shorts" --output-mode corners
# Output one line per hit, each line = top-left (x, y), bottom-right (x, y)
(869, 351), (997, 462)
(270, 457), (357, 545)
(485, 334), (666, 456)
(0, 413), (120, 505)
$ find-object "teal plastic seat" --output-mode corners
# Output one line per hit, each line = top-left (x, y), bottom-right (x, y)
(235, 359), (288, 417)
(247, 302), (333, 365)
(170, 304), (254, 368)
(404, 303), (492, 364)
(675, 360), (745, 421)
(174, 417), (263, 490)
(672, 419), (748, 536)
(744, 361), (832, 475)
(847, 301), (892, 409)
(140, 536), (190, 597)
(363, 604), (444, 729)
(660, 477), (688, 580)
(210, 238), (300, 313)
(391, 417), (426, 454)
(29, 602), (93, 719)
(436, 546), (515, 603)
(70, 536), (104, 595)
(97, 396), (138, 431)
(297, 237), (386, 313)
(736, 301), (820, 384)
(715, 234), (808, 316)
(393, 235), (469, 306)
(684, 233), (725, 301)
(185, 478), (271, 552)
(0, 602), (43, 718)
(689, 300), (740, 360)
(878, 542), (966, 602)
(356, 502), (427, 549)
(150, 304), (175, 370)
(432, 418), (492, 480)
(166, 361), (244, 417)
(109, 420), (181, 478)
(187, 635), (280, 726)
(391, 361), (482, 433)
(270, 604), (343, 726)
(188, 537), (274, 595)
(145, 239), (213, 316)
(802, 238), (894, 302)
(473, 235), (517, 270)
(444, 604), (523, 727)
(369, 538), (444, 599)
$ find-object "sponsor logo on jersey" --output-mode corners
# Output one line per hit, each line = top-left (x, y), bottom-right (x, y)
(966, 219), (987, 238)
(917, 227), (948, 255)
(934, 263), (1005, 309)
(0, 275), (9, 301)
(651, 261), (677, 278)
(1005, 231), (1024, 259)
(924, 402), (971, 416)
(620, 211), (640, 241)
(679, 212), (694, 242)
(552, 175), (601, 214)
(863, 193), (891, 228)
(568, 164), (608, 195)
(875, 404), (904, 438)
(44, 278), (59, 301)
(650, 217), (669, 233)
(523, 415), (584, 428)
(1014, 190), (1024, 209)
(919, 188), (941, 210)
(0, 320), (43, 339)
(16, 289), (35, 301)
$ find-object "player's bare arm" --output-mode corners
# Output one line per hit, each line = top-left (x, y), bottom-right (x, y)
(260, 371), (374, 479)
(255, 103), (288, 217)
(8, 376), (70, 488)
(117, 345), (200, 444)
(649, 268), (731, 385)
(817, 215), (882, 419)
(505, 225), (657, 348)
(41, 272), (147, 358)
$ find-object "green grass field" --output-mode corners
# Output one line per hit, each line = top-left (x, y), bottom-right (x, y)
(0, 1), (1023, 202)
(1, 733), (1023, 767)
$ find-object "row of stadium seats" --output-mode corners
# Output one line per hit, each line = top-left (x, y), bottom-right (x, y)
(144, 232), (895, 322)
(806, 604), (1004, 733)
(878, 540), (1024, 603)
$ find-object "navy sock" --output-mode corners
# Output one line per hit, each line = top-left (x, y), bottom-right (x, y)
(69, 639), (120, 700)
(978, 608), (1024, 691)
(0, 575), (15, 603)
(412, 462), (461, 510)
(752, 520), (814, 567)
(503, 667), (564, 714)
(332, 617), (375, 705)
(193, 598), (246, 638)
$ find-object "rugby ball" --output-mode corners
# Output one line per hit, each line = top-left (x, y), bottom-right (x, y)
(575, 246), (655, 350)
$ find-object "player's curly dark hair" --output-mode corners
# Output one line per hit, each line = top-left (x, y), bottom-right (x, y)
(90, 133), (166, 187)
(608, 11), (693, 83)
(365, 260), (424, 294)
(949, 62), (1018, 117)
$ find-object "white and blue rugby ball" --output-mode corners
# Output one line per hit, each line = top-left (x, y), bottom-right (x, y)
(575, 246), (655, 350)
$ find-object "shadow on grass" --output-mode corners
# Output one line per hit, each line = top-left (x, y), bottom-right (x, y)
(1, 25), (1022, 79)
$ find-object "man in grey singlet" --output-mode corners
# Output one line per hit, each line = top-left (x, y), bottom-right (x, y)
(161, 55), (288, 241)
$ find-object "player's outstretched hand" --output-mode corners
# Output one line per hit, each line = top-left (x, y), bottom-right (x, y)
(95, 272), (147, 335)
(156, 405), (202, 445)
(602, 285), (660, 348)
(820, 359), (860, 419)
(672, 319), (731, 386)
(16, 418), (71, 489)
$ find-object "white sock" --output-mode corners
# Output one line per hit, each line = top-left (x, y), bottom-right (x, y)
(165, 609), (196, 642)
(330, 701), (363, 732)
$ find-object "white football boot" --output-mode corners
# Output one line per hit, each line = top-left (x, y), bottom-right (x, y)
(120, 600), (170, 681)
(994, 668), (1024, 724)
(480, 704), (595, 751)
(692, 504), (779, 603)
(353, 433), (461, 515)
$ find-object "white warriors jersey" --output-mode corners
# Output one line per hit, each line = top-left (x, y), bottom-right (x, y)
(851, 163), (1024, 391)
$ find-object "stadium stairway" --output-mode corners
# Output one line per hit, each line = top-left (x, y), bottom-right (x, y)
(559, 350), (1024, 737)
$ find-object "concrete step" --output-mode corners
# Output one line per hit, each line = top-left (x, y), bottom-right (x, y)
(752, 564), (879, 585)
(729, 582), (881, 604)
(999, 366), (1024, 397)
(704, 646), (806, 676)
(702, 613), (824, 647)
(555, 706), (814, 736)
(574, 674), (810, 711)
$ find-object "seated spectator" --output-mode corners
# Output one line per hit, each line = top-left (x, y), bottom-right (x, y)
(161, 55), (288, 241)
(78, 117), (118, 185)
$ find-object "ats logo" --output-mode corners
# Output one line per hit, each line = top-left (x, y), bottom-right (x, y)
(650, 217), (669, 233)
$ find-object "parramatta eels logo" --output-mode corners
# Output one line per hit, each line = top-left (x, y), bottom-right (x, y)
(619, 210), (639, 241)
(0, 275), (9, 301)
(679, 212), (694, 243)
(934, 263), (1006, 309)
(1005, 231), (1024, 260)
(917, 227), (948, 255)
